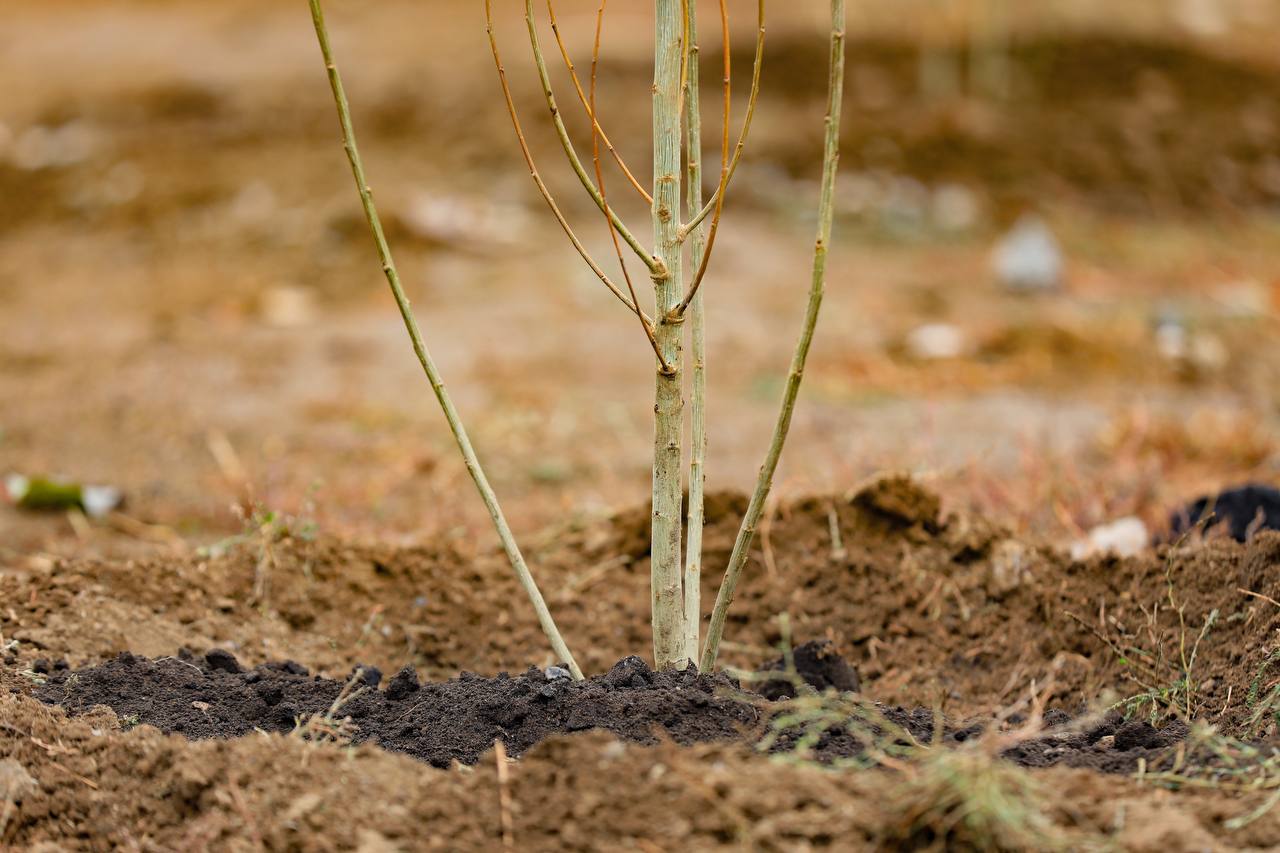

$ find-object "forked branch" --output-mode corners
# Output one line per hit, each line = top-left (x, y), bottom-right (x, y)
(545, 0), (652, 205)
(580, 0), (673, 374)
(308, 0), (582, 679)
(484, 0), (657, 326)
(674, 0), (732, 319)
(681, 0), (766, 239)
(524, 0), (663, 276)
(701, 0), (846, 673)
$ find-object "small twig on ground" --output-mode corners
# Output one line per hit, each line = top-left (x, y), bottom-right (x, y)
(1239, 588), (1280, 610)
(827, 501), (846, 560)
(494, 740), (516, 850)
(47, 760), (98, 790)
(226, 780), (264, 849)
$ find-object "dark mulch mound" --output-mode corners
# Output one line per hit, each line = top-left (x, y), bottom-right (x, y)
(1170, 483), (1280, 543)
(35, 651), (758, 768)
(31, 643), (1204, 776)
(756, 639), (862, 701)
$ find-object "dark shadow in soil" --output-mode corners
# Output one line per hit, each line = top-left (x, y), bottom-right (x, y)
(30, 643), (1208, 777)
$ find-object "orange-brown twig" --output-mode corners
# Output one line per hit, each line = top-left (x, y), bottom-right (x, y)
(545, 0), (652, 205)
(484, 1), (656, 324)
(674, 0), (732, 317)
(681, 0), (766, 239)
(581, 0), (672, 373)
(523, 0), (660, 274)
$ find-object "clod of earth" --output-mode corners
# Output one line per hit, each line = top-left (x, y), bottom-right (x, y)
(1171, 483), (1280, 543)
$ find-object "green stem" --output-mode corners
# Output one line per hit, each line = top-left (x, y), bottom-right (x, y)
(308, 0), (582, 680)
(701, 0), (846, 673)
(681, 0), (706, 666)
(650, 0), (687, 670)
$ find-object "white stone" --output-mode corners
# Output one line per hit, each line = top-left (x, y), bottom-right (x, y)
(993, 215), (1063, 293)
(905, 323), (966, 360)
(1071, 517), (1149, 560)
(259, 284), (317, 328)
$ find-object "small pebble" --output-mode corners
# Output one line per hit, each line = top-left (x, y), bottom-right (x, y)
(544, 666), (572, 681)
(993, 215), (1063, 293)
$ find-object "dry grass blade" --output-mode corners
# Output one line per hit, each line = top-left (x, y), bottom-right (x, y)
(310, 0), (582, 679)
(545, 0), (651, 205)
(483, 0), (655, 326)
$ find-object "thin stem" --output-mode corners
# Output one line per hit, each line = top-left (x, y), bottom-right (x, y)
(524, 0), (663, 276)
(309, 0), (582, 679)
(579, 0), (672, 374)
(682, 0), (765, 238)
(484, 1), (656, 326)
(545, 0), (653, 205)
(673, 0), (731, 317)
(650, 0), (688, 671)
(680, 0), (707, 665)
(701, 0), (846, 673)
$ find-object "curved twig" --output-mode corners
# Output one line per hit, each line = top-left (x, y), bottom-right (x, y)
(309, 0), (582, 679)
(484, 0), (656, 323)
(673, 0), (731, 318)
(545, 0), (652, 205)
(702, 0), (846, 673)
(524, 0), (663, 276)
(681, 0), (765, 239)
(580, 0), (671, 373)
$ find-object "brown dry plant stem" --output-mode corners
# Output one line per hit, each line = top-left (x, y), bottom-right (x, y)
(701, 0), (847, 672)
(308, 0), (582, 680)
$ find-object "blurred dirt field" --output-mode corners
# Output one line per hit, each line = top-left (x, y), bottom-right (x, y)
(1, 0), (1278, 559)
(4, 2), (1280, 849)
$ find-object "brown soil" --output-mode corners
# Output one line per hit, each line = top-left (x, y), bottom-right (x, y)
(9, 476), (1278, 731)
(6, 477), (1280, 848)
(591, 33), (1280, 217)
(12, 687), (1262, 853)
(6, 2), (1280, 849)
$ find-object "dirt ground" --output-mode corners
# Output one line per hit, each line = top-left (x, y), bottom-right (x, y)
(4, 0), (1280, 850)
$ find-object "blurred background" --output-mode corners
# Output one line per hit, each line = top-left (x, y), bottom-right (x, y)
(2, 0), (1279, 558)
